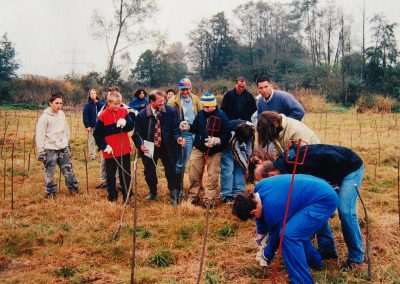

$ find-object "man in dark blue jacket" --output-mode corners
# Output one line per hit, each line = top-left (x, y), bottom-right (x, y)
(133, 90), (185, 205)
(255, 144), (365, 270)
(233, 174), (338, 284)
(221, 76), (256, 121)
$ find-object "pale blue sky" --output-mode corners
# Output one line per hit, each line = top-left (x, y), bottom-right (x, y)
(0, 0), (399, 78)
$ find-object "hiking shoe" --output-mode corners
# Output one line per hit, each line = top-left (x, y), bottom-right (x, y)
(319, 251), (338, 260)
(340, 259), (363, 271)
(144, 194), (157, 201)
(95, 183), (107, 189)
(221, 196), (234, 204)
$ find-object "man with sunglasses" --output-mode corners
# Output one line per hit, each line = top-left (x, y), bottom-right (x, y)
(168, 78), (202, 180)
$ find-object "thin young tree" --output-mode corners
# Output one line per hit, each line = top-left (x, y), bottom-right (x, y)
(91, 0), (157, 86)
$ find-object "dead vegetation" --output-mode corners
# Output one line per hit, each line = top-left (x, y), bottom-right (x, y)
(0, 109), (399, 283)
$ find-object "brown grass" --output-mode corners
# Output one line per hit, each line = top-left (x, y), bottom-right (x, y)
(291, 88), (331, 113)
(0, 109), (399, 283)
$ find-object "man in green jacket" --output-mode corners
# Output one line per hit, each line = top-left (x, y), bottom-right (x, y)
(168, 78), (202, 179)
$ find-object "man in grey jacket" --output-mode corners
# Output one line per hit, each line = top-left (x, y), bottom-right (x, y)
(36, 93), (79, 198)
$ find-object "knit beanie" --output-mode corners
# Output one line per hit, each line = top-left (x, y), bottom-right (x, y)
(200, 92), (217, 107)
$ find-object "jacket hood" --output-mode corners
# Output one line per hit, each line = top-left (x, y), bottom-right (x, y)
(44, 107), (59, 116)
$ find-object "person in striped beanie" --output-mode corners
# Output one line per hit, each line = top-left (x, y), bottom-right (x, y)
(186, 92), (230, 206)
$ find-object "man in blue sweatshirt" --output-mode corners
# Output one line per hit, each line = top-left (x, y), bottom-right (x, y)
(254, 144), (365, 270)
(233, 174), (338, 284)
(256, 76), (304, 121)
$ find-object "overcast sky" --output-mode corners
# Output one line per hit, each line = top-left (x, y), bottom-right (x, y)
(0, 0), (399, 78)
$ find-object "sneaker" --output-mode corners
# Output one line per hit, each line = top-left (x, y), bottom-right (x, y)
(144, 194), (157, 201)
(221, 196), (234, 204)
(340, 259), (363, 271)
(95, 183), (107, 189)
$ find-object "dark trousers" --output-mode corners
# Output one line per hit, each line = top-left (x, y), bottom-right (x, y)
(141, 145), (178, 196)
(105, 154), (131, 202)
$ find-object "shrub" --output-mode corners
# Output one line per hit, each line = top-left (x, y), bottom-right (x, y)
(356, 94), (396, 113)
(148, 249), (176, 268)
(218, 223), (237, 239)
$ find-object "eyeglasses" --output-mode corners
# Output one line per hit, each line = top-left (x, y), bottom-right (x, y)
(180, 88), (189, 92)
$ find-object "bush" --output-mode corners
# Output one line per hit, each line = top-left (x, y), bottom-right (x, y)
(356, 94), (396, 113)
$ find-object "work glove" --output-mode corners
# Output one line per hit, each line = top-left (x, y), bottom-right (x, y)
(204, 136), (221, 147)
(38, 151), (46, 162)
(179, 121), (190, 131)
(116, 118), (126, 128)
(104, 145), (113, 155)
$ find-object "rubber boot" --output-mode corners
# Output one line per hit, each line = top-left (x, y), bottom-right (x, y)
(170, 189), (180, 206)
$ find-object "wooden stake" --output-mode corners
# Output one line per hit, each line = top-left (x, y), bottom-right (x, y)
(83, 149), (89, 194)
(350, 130), (353, 150)
(130, 154), (138, 284)
(374, 120), (381, 166)
(1, 121), (10, 155)
(398, 156), (399, 228)
(23, 132), (26, 184)
(11, 142), (14, 210)
(3, 158), (6, 199)
(324, 112), (328, 142)
(14, 116), (20, 141)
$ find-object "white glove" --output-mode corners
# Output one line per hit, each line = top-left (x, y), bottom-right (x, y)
(179, 121), (190, 131)
(104, 145), (113, 154)
(204, 136), (221, 147)
(116, 118), (126, 128)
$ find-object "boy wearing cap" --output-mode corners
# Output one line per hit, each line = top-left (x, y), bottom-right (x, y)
(186, 92), (230, 205)
(168, 78), (202, 178)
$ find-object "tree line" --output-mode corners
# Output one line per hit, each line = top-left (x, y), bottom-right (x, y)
(0, 0), (399, 107)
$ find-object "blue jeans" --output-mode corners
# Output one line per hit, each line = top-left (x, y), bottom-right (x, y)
(220, 148), (245, 197)
(175, 132), (194, 174)
(317, 165), (364, 263)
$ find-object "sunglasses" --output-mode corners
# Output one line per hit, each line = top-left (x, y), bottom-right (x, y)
(180, 88), (189, 92)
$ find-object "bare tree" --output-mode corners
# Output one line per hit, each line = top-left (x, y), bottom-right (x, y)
(91, 0), (157, 85)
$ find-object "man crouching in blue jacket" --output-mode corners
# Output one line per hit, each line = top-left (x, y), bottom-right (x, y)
(233, 174), (338, 284)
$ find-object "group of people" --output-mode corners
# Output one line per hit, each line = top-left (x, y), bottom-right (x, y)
(35, 75), (365, 284)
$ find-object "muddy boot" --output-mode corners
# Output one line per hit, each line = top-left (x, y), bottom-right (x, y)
(170, 189), (180, 206)
(69, 187), (82, 195)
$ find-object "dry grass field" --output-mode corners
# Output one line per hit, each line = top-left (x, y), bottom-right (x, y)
(0, 108), (399, 283)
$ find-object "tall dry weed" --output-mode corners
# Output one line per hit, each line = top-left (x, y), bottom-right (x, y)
(291, 88), (328, 113)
